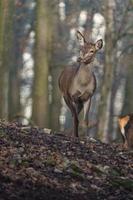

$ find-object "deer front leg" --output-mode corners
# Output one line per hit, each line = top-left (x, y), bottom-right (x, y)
(73, 110), (79, 137)
(64, 96), (79, 137)
(82, 98), (91, 127)
(69, 102), (79, 137)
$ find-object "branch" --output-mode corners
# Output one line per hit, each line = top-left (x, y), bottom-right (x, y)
(114, 1), (132, 45)
(119, 44), (133, 58)
(116, 32), (133, 41)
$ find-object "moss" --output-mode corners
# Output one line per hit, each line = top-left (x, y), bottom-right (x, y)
(0, 130), (7, 138)
(110, 177), (133, 191)
(43, 157), (57, 167)
(69, 162), (83, 174)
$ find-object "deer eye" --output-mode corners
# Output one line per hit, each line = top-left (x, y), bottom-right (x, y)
(90, 50), (94, 53)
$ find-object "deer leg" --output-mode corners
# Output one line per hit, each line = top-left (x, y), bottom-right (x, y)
(64, 96), (79, 137)
(76, 99), (83, 114)
(83, 98), (91, 127)
(64, 96), (74, 116)
(123, 140), (128, 149)
(120, 129), (128, 149)
(72, 101), (81, 137)
(73, 110), (79, 137)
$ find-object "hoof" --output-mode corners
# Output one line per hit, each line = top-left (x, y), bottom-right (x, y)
(123, 142), (128, 150)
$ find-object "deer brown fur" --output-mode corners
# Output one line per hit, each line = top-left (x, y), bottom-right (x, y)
(118, 114), (133, 149)
(58, 31), (103, 137)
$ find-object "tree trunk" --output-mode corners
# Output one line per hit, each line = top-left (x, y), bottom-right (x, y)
(97, 0), (115, 142)
(0, 0), (14, 119)
(122, 54), (133, 113)
(8, 1), (21, 120)
(8, 68), (21, 120)
(32, 0), (53, 127)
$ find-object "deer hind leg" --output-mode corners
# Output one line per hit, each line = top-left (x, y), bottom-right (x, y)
(123, 140), (128, 149)
(121, 130), (128, 149)
(73, 110), (79, 137)
(64, 96), (79, 137)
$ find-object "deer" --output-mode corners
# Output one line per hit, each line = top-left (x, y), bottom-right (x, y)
(118, 114), (133, 149)
(58, 31), (103, 137)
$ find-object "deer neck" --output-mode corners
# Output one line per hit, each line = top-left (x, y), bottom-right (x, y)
(78, 61), (94, 75)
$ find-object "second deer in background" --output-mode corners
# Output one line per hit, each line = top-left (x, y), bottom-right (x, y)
(118, 114), (133, 149)
(59, 31), (103, 137)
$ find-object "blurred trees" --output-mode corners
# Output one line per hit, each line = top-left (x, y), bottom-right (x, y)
(97, 0), (133, 142)
(0, 0), (133, 142)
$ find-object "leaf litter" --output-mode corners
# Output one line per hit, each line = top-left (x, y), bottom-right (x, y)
(0, 120), (133, 200)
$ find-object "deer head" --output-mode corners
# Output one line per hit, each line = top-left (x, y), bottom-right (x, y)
(77, 31), (103, 64)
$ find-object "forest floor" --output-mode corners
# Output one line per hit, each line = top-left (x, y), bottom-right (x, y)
(0, 121), (133, 200)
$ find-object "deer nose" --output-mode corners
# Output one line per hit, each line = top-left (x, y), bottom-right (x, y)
(83, 53), (92, 60)
(85, 52), (90, 57)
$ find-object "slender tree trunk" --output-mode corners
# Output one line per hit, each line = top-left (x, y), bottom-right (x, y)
(8, 68), (21, 120)
(98, 0), (115, 142)
(50, 67), (62, 131)
(0, 0), (14, 119)
(122, 55), (133, 113)
(49, 5), (62, 131)
(8, 1), (21, 120)
(32, 0), (53, 127)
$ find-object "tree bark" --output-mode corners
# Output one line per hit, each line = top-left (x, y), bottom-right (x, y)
(8, 1), (21, 120)
(97, 0), (115, 142)
(122, 54), (133, 113)
(32, 0), (53, 127)
(0, 0), (14, 119)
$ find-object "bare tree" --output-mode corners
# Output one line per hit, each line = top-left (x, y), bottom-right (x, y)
(32, 0), (55, 127)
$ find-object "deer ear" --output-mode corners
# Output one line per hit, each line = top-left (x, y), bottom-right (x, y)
(77, 31), (85, 46)
(95, 39), (103, 50)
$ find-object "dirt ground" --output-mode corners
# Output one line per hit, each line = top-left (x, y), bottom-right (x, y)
(0, 121), (133, 200)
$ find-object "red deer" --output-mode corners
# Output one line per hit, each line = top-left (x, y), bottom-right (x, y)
(118, 114), (133, 149)
(58, 31), (103, 137)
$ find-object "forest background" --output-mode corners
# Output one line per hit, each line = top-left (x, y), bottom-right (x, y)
(0, 0), (133, 143)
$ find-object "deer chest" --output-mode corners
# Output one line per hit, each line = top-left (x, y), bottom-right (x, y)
(69, 72), (96, 102)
